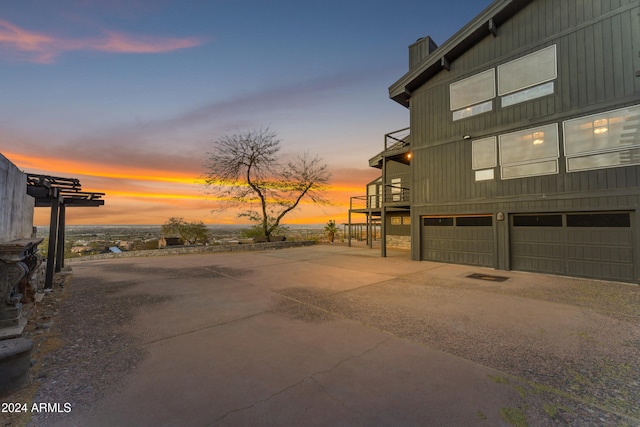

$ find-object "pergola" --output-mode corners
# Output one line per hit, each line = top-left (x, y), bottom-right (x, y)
(26, 174), (105, 289)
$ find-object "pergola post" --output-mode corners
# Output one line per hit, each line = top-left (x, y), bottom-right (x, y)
(45, 192), (59, 289)
(55, 203), (66, 272)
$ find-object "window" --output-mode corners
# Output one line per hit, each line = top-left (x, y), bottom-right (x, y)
(450, 69), (495, 120)
(513, 214), (562, 227)
(367, 184), (379, 208)
(566, 213), (630, 227)
(456, 216), (493, 226)
(391, 177), (402, 201)
(391, 216), (410, 226)
(502, 82), (554, 107)
(499, 124), (559, 179)
(472, 137), (496, 181)
(564, 105), (640, 172)
(424, 217), (454, 226)
(453, 101), (493, 121)
(498, 45), (557, 98)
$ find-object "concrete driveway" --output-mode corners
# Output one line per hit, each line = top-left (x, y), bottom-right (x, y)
(27, 245), (640, 426)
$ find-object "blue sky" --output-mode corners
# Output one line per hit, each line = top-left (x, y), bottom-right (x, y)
(1, 0), (493, 224)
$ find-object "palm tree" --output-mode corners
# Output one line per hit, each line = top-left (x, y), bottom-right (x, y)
(324, 219), (338, 243)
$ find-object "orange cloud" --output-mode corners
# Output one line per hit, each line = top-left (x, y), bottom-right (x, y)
(8, 152), (376, 226)
(0, 19), (202, 63)
(5, 151), (199, 185)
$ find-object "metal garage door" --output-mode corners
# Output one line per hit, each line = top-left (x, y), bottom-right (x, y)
(510, 212), (634, 281)
(421, 215), (494, 267)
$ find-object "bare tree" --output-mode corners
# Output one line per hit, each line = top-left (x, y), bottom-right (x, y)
(202, 129), (330, 241)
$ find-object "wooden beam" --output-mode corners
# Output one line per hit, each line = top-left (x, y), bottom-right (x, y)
(440, 56), (450, 71)
(488, 18), (498, 37)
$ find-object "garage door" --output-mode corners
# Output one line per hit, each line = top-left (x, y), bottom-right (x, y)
(510, 212), (634, 281)
(421, 215), (494, 267)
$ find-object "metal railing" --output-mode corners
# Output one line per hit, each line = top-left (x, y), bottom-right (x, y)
(349, 195), (381, 211)
(385, 184), (410, 204)
(385, 127), (410, 151)
(350, 186), (409, 211)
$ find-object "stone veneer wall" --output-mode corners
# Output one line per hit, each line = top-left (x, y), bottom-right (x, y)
(386, 235), (411, 250)
(0, 153), (34, 242)
(70, 240), (316, 262)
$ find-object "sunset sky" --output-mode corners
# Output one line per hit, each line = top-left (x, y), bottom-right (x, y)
(1, 0), (491, 226)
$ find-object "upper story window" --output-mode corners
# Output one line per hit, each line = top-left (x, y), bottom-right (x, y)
(472, 137), (497, 181)
(498, 45), (557, 107)
(564, 105), (640, 172)
(450, 69), (495, 121)
(390, 177), (402, 201)
(499, 123), (559, 179)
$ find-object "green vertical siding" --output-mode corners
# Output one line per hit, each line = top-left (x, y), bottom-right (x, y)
(409, 0), (640, 207)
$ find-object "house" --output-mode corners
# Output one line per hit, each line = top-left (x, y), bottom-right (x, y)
(348, 128), (411, 249)
(352, 0), (640, 283)
(158, 237), (183, 248)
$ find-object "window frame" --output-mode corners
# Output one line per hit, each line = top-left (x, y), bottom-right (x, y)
(450, 69), (496, 120)
(497, 45), (557, 96)
(563, 104), (640, 173)
(499, 123), (560, 180)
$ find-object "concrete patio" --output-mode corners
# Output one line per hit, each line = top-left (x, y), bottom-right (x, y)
(23, 244), (640, 426)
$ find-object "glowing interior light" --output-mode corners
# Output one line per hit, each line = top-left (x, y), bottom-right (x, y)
(532, 131), (544, 145)
(593, 118), (609, 135)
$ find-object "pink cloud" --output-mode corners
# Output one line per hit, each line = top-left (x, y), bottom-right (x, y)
(93, 31), (202, 53)
(0, 19), (203, 63)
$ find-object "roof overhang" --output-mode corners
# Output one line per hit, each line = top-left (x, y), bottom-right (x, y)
(369, 145), (412, 169)
(389, 0), (535, 107)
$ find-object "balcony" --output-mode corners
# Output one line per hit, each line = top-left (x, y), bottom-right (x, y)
(349, 184), (410, 214)
(369, 127), (411, 169)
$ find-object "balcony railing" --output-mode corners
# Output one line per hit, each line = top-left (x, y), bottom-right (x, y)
(350, 195), (381, 211)
(385, 127), (410, 151)
(385, 184), (410, 204)
(350, 186), (410, 211)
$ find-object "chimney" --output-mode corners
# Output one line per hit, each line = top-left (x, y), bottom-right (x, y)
(408, 36), (438, 69)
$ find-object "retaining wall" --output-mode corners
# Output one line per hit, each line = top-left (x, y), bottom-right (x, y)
(69, 240), (316, 262)
(0, 153), (34, 242)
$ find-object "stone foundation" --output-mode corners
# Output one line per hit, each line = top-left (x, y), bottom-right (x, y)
(386, 235), (411, 250)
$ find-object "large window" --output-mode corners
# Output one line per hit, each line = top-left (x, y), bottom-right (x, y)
(499, 124), (559, 179)
(498, 45), (557, 106)
(368, 183), (380, 208)
(564, 105), (640, 172)
(391, 177), (402, 201)
(472, 136), (497, 181)
(450, 69), (495, 121)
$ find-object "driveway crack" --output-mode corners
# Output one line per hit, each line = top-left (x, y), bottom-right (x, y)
(208, 337), (390, 426)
